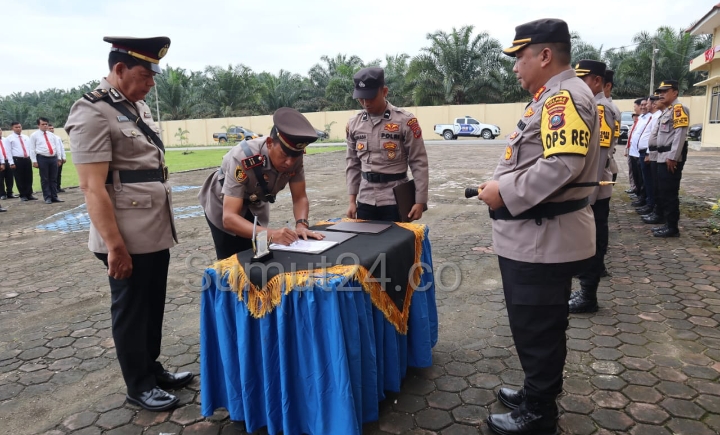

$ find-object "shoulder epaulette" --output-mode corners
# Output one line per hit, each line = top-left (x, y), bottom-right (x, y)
(241, 154), (265, 171)
(82, 89), (109, 103)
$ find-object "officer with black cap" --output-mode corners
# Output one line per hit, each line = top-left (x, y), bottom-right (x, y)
(478, 19), (599, 435)
(345, 67), (429, 221)
(66, 36), (193, 412)
(569, 59), (617, 315)
(198, 107), (325, 260)
(653, 79), (690, 237)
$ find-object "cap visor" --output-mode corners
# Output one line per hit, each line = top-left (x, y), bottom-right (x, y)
(575, 71), (589, 77)
(150, 63), (162, 74)
(502, 43), (528, 57)
(353, 88), (380, 99)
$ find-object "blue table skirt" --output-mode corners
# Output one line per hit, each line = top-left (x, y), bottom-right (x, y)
(200, 234), (438, 435)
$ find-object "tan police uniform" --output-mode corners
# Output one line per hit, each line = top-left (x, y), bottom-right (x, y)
(198, 137), (304, 234)
(593, 92), (618, 202)
(657, 98), (689, 164)
(346, 102), (429, 210)
(492, 68), (599, 264)
(66, 78), (176, 254)
(606, 98), (621, 180)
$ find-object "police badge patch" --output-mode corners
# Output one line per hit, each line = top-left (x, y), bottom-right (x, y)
(357, 143), (365, 150)
(235, 166), (247, 183)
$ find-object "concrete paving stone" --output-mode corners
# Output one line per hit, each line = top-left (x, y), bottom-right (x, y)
(567, 339), (594, 352)
(653, 366), (688, 382)
(17, 369), (54, 385)
(630, 424), (672, 435)
(24, 383), (56, 396)
(49, 357), (82, 371)
(557, 413), (597, 435)
(706, 414), (720, 432)
(682, 364), (720, 380)
(183, 421), (222, 435)
(666, 418), (717, 435)
(378, 412), (415, 434)
(559, 394), (594, 414)
(589, 347), (623, 361)
(450, 349), (482, 364)
(619, 356), (655, 372)
(616, 332), (649, 346)
(96, 408), (135, 430)
(590, 409), (634, 431)
(413, 365), (445, 380)
(40, 431), (65, 435)
(170, 403), (203, 425)
(622, 385), (663, 403)
(660, 397), (706, 419)
(0, 349), (21, 361)
(688, 378), (720, 396)
(433, 352), (453, 366)
(459, 388), (495, 407)
(563, 377), (594, 395)
(71, 426), (102, 435)
(132, 408), (170, 427)
(18, 362), (48, 372)
(17, 346), (50, 360)
(656, 381), (698, 400)
(615, 322), (645, 334)
(626, 402), (670, 424)
(696, 394), (720, 413)
(591, 390), (629, 409)
(450, 405), (486, 426)
(393, 394), (427, 413)
(444, 362), (476, 377)
(143, 421), (184, 435)
(46, 337), (76, 348)
(0, 382), (24, 400)
(501, 357), (522, 371)
(403, 376), (436, 396)
(590, 375), (627, 391)
(440, 423), (479, 435)
(591, 336), (621, 347)
(47, 346), (76, 359)
(93, 393), (128, 412)
(104, 424), (144, 435)
(74, 346), (105, 359)
(435, 375), (468, 393)
(620, 370), (659, 387)
(70, 327), (98, 338)
(498, 370), (524, 386)
(51, 368), (86, 386)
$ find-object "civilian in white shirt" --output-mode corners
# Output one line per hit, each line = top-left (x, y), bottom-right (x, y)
(0, 127), (16, 202)
(636, 96), (662, 216)
(628, 99), (650, 208)
(6, 122), (37, 201)
(27, 117), (63, 204)
(48, 124), (67, 192)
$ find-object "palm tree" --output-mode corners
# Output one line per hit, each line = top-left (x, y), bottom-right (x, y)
(202, 64), (261, 117)
(149, 66), (208, 120)
(257, 70), (306, 112)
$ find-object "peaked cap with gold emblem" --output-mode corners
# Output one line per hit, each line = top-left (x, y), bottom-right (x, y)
(272, 107), (319, 157)
(503, 18), (571, 57)
(104, 36), (171, 74)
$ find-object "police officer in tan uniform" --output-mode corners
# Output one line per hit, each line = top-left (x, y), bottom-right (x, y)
(653, 79), (689, 237)
(601, 69), (621, 277)
(346, 67), (429, 221)
(66, 36), (192, 412)
(642, 93), (669, 226)
(569, 59), (617, 314)
(198, 107), (324, 260)
(478, 19), (599, 435)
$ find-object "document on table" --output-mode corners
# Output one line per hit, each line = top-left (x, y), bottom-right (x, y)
(270, 239), (339, 254)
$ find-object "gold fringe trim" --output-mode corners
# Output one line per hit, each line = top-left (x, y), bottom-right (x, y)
(212, 222), (428, 334)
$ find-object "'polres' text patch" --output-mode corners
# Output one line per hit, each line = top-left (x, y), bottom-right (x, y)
(541, 90), (591, 158)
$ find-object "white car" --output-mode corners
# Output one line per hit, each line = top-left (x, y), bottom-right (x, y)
(434, 116), (501, 140)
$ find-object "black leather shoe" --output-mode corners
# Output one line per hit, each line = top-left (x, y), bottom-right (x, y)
(57, 188), (66, 193)
(27, 195), (38, 200)
(20, 196), (28, 201)
(630, 199), (646, 207)
(51, 198), (64, 203)
(6, 194), (16, 198)
(0, 207), (6, 212)
(487, 400), (559, 435)
(156, 370), (194, 390)
(635, 205), (653, 215)
(44, 199), (52, 204)
(642, 214), (665, 224)
(652, 225), (668, 232)
(624, 189), (635, 194)
(654, 228), (680, 238)
(0, 195), (6, 200)
(126, 387), (179, 411)
(498, 387), (525, 410)
(569, 287), (598, 313)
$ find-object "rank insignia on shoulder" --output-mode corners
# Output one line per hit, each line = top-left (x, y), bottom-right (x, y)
(509, 131), (519, 140)
(235, 166), (248, 183)
(384, 123), (400, 132)
(383, 110), (391, 119)
(82, 88), (108, 103)
(533, 86), (547, 102)
(505, 146), (513, 160)
(109, 88), (122, 100)
(144, 111), (152, 118)
(241, 155), (264, 171)
(357, 143), (365, 150)
(523, 107), (535, 118)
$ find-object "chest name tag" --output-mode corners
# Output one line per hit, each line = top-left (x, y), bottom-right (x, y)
(117, 116), (130, 122)
(241, 155), (265, 171)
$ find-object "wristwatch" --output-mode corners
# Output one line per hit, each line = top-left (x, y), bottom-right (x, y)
(296, 219), (310, 228)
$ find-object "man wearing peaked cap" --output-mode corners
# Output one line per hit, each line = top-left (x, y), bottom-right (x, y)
(345, 67), (429, 222)
(479, 18), (600, 435)
(569, 59), (619, 316)
(602, 69), (621, 190)
(198, 107), (325, 260)
(652, 79), (689, 237)
(65, 36), (193, 412)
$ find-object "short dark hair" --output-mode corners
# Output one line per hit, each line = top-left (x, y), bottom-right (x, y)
(531, 42), (571, 64)
(37, 117), (49, 125)
(634, 98), (644, 105)
(11, 121), (20, 127)
(631, 113), (639, 118)
(108, 51), (143, 72)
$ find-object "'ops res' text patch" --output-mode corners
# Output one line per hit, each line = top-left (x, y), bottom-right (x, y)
(541, 90), (591, 158)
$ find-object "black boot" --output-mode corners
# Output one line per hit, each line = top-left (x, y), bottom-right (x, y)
(569, 285), (598, 313)
(497, 387), (525, 410)
(487, 397), (559, 435)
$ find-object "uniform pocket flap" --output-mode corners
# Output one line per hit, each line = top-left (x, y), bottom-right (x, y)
(121, 128), (140, 138)
(115, 194), (152, 209)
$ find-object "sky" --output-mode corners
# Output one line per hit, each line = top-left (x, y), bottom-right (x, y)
(0, 0), (715, 97)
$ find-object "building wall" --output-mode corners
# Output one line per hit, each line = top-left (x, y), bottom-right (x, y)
(700, 27), (720, 147)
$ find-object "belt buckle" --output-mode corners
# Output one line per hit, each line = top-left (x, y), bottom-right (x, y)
(162, 166), (169, 181)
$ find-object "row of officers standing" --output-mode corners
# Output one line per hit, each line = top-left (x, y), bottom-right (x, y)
(66, 22), (690, 435)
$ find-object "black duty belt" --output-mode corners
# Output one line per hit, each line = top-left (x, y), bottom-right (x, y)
(105, 167), (168, 184)
(489, 197), (590, 226)
(656, 145), (671, 153)
(648, 145), (658, 151)
(362, 171), (407, 183)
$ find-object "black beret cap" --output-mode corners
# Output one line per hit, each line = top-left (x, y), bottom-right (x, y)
(604, 69), (614, 84)
(353, 67), (385, 99)
(655, 79), (679, 92)
(574, 59), (606, 78)
(104, 36), (170, 74)
(503, 18), (571, 57)
(273, 107), (318, 157)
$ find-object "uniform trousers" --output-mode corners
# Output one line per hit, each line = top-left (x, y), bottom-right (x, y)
(57, 162), (64, 189)
(12, 157), (33, 198)
(357, 202), (401, 221)
(36, 154), (59, 201)
(205, 211), (254, 260)
(639, 150), (654, 208)
(630, 156), (644, 199)
(650, 161), (663, 216)
(499, 256), (591, 400)
(626, 154), (637, 192)
(95, 249), (170, 396)
(657, 145), (688, 230)
(0, 165), (14, 196)
(578, 198), (610, 289)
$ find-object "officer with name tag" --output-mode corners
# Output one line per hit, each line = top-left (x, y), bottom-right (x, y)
(478, 19), (599, 435)
(198, 107), (324, 260)
(653, 79), (689, 238)
(569, 59), (617, 314)
(345, 67), (429, 222)
(66, 36), (193, 412)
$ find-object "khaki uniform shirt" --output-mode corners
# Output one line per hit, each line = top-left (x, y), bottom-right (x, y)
(594, 92), (618, 201)
(346, 102), (429, 207)
(606, 98), (621, 177)
(493, 69), (599, 263)
(66, 78), (176, 254)
(657, 99), (690, 163)
(198, 137), (304, 235)
(648, 108), (668, 162)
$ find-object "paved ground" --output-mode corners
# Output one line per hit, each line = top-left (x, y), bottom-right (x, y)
(1, 144), (720, 435)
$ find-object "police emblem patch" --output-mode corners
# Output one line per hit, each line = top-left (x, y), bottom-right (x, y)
(407, 118), (422, 138)
(505, 146), (513, 160)
(524, 107), (535, 118)
(384, 123), (400, 132)
(357, 143), (365, 150)
(387, 150), (396, 159)
(509, 131), (519, 140)
(235, 166), (247, 183)
(549, 114), (565, 130)
(673, 104), (689, 128)
(383, 142), (397, 150)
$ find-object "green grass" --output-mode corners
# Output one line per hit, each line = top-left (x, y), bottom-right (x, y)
(32, 146), (345, 191)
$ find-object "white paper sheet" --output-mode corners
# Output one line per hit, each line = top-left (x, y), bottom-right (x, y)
(269, 239), (339, 254)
